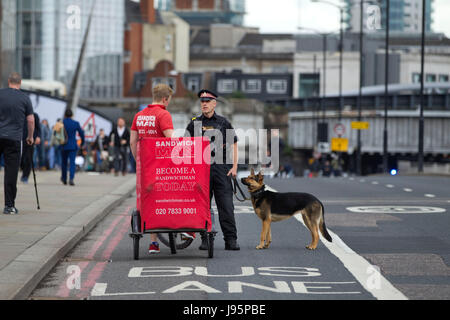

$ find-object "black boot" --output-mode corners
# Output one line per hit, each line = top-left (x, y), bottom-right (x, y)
(199, 233), (208, 250)
(225, 239), (240, 251)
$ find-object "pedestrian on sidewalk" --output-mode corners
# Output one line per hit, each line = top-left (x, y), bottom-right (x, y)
(130, 84), (175, 255)
(38, 119), (51, 170)
(61, 109), (85, 186)
(0, 72), (35, 215)
(93, 129), (110, 173)
(20, 112), (41, 184)
(110, 118), (130, 177)
(49, 119), (66, 170)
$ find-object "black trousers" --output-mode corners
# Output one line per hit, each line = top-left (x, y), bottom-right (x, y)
(0, 139), (22, 207)
(114, 146), (128, 174)
(210, 164), (237, 241)
(20, 143), (34, 179)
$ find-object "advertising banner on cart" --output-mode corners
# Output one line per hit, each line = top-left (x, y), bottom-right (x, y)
(137, 138), (212, 232)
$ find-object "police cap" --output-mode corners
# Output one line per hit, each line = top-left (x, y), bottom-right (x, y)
(198, 89), (218, 102)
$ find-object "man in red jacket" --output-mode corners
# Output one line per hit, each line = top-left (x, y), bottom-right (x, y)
(130, 84), (175, 254)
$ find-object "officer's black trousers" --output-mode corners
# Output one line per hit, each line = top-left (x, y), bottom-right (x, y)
(210, 164), (237, 241)
(0, 139), (22, 207)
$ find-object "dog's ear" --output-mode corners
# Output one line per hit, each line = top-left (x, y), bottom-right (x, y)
(257, 172), (264, 183)
(250, 168), (255, 176)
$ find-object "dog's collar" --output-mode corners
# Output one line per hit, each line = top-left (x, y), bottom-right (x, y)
(250, 186), (266, 199)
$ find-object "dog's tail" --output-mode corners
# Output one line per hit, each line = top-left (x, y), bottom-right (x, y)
(319, 202), (333, 242)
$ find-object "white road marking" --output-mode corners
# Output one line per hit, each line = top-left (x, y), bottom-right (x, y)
(346, 206), (446, 214)
(294, 215), (408, 300)
(386, 184), (395, 188)
(371, 181), (379, 185)
(360, 179), (366, 183)
(425, 194), (436, 198)
(263, 184), (407, 300)
(403, 188), (413, 192)
(91, 283), (155, 297)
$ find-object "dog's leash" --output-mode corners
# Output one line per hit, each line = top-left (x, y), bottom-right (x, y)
(232, 178), (251, 202)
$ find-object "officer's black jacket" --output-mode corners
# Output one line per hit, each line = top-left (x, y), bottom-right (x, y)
(185, 112), (238, 165)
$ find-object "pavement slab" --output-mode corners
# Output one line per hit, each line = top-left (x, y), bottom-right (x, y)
(0, 171), (135, 300)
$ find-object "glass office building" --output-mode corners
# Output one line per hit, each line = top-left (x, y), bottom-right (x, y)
(1, 0), (17, 86)
(344, 0), (433, 33)
(16, 0), (125, 99)
(156, 0), (246, 26)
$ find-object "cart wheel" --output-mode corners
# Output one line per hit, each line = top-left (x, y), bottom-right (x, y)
(208, 233), (214, 258)
(169, 233), (177, 254)
(157, 233), (193, 250)
(133, 236), (140, 260)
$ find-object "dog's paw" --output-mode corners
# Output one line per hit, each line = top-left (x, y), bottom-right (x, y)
(306, 245), (317, 251)
(256, 245), (264, 250)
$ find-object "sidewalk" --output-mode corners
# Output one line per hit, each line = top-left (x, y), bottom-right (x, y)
(0, 170), (136, 300)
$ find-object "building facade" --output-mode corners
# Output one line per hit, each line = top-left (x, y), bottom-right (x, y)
(156, 0), (246, 26)
(344, 0), (433, 33)
(123, 0), (190, 97)
(294, 33), (450, 99)
(0, 0), (16, 86)
(15, 0), (125, 99)
(213, 71), (293, 100)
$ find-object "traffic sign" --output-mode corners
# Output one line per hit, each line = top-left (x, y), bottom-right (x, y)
(331, 138), (349, 152)
(317, 142), (331, 153)
(351, 122), (370, 130)
(82, 113), (96, 139)
(334, 123), (346, 136)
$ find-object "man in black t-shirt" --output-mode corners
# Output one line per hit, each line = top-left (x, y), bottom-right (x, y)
(0, 72), (35, 215)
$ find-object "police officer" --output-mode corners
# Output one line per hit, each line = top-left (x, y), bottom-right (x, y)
(186, 90), (240, 251)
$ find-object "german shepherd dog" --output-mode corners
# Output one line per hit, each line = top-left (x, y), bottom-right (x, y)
(241, 169), (332, 250)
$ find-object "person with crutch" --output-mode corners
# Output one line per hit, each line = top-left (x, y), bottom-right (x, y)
(20, 112), (41, 184)
(0, 72), (34, 215)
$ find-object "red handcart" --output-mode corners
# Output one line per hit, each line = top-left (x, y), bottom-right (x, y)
(129, 137), (216, 260)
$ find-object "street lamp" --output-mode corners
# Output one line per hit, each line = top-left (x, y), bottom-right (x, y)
(418, 0), (426, 173)
(310, 0), (344, 122)
(297, 27), (332, 146)
(383, 0), (390, 174)
(354, 0), (377, 175)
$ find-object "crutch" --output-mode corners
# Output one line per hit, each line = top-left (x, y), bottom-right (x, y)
(31, 157), (41, 210)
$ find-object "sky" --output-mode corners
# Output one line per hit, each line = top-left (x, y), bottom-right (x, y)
(245, 0), (450, 37)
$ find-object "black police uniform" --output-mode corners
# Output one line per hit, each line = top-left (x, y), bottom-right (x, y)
(186, 95), (239, 250)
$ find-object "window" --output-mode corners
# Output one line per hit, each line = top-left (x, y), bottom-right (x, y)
(242, 79), (261, 93)
(412, 73), (421, 83)
(439, 74), (449, 83)
(35, 13), (42, 45)
(267, 79), (288, 94)
(165, 35), (172, 52)
(22, 54), (32, 79)
(152, 77), (177, 93)
(299, 73), (320, 98)
(426, 74), (436, 83)
(22, 13), (32, 45)
(187, 77), (200, 92)
(217, 79), (238, 93)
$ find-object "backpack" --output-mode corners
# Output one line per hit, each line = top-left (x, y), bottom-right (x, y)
(51, 126), (68, 146)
